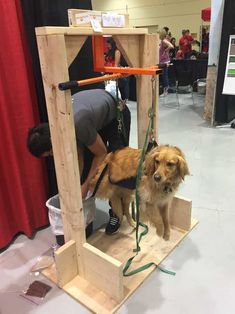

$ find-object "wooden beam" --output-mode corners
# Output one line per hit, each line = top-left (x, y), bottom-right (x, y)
(204, 65), (217, 124)
(82, 243), (124, 302)
(36, 34), (86, 276)
(65, 35), (87, 66)
(54, 240), (78, 287)
(35, 26), (148, 36)
(113, 35), (140, 67)
(136, 34), (158, 147)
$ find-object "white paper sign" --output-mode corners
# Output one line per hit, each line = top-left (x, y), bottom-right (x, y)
(75, 12), (90, 25)
(91, 19), (103, 33)
(222, 35), (235, 95)
(90, 12), (102, 23)
(102, 13), (125, 28)
(75, 11), (102, 25)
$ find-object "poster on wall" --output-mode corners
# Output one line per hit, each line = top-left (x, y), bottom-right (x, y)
(222, 35), (235, 95)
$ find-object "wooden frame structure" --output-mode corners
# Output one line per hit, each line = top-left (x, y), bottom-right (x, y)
(36, 26), (197, 313)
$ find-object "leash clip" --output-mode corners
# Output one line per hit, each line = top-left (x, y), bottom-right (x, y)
(117, 119), (122, 133)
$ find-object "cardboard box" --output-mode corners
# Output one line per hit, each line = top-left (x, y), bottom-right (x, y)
(68, 9), (129, 28)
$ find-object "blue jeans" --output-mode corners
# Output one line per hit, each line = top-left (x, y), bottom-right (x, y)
(118, 76), (130, 100)
(160, 66), (169, 89)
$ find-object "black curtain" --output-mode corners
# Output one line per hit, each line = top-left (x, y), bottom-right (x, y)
(20, 0), (104, 196)
(214, 0), (235, 124)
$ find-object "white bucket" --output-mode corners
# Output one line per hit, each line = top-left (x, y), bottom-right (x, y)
(46, 194), (96, 236)
(197, 80), (206, 94)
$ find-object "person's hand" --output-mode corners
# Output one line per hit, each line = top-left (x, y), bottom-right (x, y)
(81, 181), (89, 199)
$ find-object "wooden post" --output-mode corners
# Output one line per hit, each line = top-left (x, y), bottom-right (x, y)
(37, 34), (86, 276)
(114, 34), (159, 147)
(136, 34), (158, 147)
(204, 65), (217, 124)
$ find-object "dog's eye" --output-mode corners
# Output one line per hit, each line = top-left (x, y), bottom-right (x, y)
(167, 162), (174, 167)
(155, 159), (159, 165)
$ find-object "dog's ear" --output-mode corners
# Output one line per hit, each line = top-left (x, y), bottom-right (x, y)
(144, 151), (157, 175)
(177, 156), (190, 179)
(173, 146), (190, 179)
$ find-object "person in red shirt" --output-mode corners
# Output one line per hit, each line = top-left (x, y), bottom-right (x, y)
(186, 29), (194, 51)
(179, 29), (193, 59)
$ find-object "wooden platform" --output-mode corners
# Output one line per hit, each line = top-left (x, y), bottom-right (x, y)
(43, 216), (198, 313)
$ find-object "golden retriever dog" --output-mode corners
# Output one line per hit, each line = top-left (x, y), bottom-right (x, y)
(89, 145), (189, 240)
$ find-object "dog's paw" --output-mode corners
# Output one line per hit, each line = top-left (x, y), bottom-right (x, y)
(156, 225), (164, 238)
(163, 229), (170, 241)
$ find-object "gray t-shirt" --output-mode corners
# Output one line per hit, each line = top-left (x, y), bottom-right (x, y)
(72, 89), (116, 148)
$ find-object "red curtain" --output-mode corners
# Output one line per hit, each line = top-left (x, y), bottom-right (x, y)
(0, 1), (49, 249)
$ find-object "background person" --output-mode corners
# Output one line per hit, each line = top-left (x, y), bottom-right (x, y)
(169, 37), (178, 60)
(159, 29), (174, 96)
(105, 37), (130, 101)
(179, 29), (193, 59)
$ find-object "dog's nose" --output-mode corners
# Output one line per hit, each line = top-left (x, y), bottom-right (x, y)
(154, 173), (161, 182)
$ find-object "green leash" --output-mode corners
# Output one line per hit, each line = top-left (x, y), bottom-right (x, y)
(123, 83), (176, 277)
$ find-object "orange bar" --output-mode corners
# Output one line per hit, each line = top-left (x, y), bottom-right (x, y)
(92, 35), (105, 69)
(77, 73), (124, 86)
(102, 66), (162, 75)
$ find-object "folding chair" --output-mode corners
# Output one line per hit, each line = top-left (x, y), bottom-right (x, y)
(175, 69), (194, 109)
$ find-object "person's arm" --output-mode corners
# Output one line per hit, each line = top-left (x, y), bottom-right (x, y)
(188, 34), (194, 44)
(163, 39), (174, 52)
(81, 133), (107, 198)
(114, 49), (121, 67)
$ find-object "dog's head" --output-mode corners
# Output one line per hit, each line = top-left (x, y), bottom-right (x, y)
(144, 145), (189, 185)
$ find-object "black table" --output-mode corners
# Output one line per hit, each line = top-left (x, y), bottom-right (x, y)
(129, 59), (208, 100)
(171, 59), (208, 85)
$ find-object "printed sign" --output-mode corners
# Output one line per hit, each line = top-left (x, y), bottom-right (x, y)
(102, 13), (125, 28)
(222, 35), (235, 95)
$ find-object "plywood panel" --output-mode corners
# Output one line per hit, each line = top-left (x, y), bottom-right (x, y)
(83, 243), (123, 302)
(170, 195), (192, 231)
(55, 240), (78, 287)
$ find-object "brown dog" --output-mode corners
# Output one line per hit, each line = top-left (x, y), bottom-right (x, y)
(89, 145), (189, 240)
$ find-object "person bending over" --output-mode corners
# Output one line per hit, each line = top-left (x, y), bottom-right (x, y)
(27, 89), (130, 235)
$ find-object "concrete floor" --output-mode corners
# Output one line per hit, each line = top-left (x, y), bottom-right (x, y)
(1, 93), (235, 314)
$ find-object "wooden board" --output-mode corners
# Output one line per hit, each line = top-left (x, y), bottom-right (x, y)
(55, 240), (78, 287)
(42, 218), (198, 313)
(82, 243), (124, 302)
(36, 34), (86, 276)
(113, 35), (140, 68)
(35, 26), (148, 36)
(204, 65), (217, 123)
(65, 35), (87, 66)
(136, 34), (158, 147)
